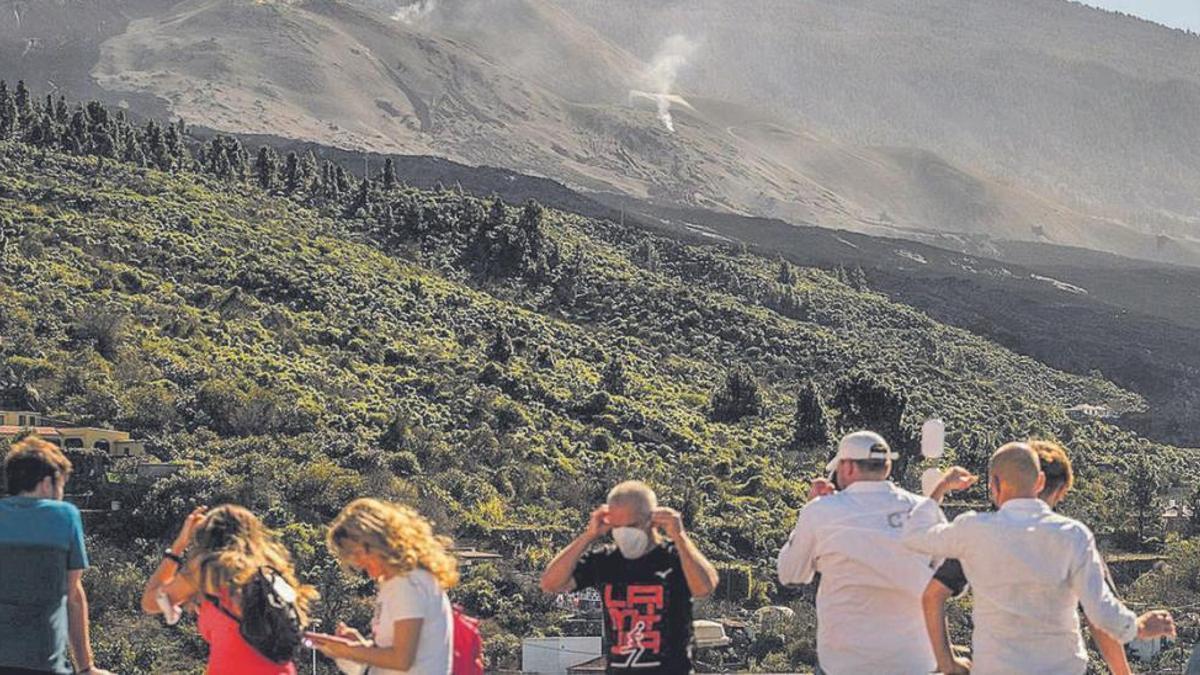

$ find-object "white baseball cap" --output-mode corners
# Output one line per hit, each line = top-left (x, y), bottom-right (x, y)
(825, 431), (897, 472)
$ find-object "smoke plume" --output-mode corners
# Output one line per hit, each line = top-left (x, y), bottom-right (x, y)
(392, 0), (436, 24)
(630, 34), (697, 132)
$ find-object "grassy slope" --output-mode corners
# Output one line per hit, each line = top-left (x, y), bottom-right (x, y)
(0, 140), (1188, 671)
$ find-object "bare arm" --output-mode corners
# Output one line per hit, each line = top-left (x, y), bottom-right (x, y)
(654, 508), (718, 598)
(922, 578), (969, 675)
(929, 467), (978, 504)
(315, 619), (423, 671)
(1086, 614), (1131, 675)
(540, 505), (608, 594)
(142, 506), (206, 614)
(66, 570), (95, 673)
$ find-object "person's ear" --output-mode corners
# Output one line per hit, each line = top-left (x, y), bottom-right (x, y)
(1035, 471), (1046, 496)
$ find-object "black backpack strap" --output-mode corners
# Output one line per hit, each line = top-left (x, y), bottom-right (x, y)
(205, 591), (241, 623)
(198, 557), (242, 624)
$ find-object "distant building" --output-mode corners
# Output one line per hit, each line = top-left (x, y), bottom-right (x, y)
(0, 409), (147, 458)
(1162, 499), (1195, 535)
(133, 463), (186, 483)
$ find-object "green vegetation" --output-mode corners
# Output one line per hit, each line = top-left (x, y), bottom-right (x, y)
(1, 84), (1197, 671)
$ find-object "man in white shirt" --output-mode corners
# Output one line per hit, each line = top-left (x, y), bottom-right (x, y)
(902, 442), (1176, 675)
(777, 431), (939, 674)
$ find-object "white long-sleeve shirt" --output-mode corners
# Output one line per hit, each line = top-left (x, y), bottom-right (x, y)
(777, 480), (938, 675)
(902, 497), (1139, 675)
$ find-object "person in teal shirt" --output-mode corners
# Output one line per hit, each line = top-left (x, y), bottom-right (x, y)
(0, 435), (112, 675)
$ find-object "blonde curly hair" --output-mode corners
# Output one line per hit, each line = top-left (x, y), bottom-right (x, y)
(327, 498), (459, 590)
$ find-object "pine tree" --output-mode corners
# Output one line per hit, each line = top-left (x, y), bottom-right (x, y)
(518, 199), (545, 265)
(636, 239), (660, 271)
(789, 381), (830, 451)
(378, 203), (396, 233)
(849, 265), (869, 291)
(0, 215), (21, 270)
(486, 326), (514, 363)
(143, 121), (168, 170)
(255, 146), (278, 191)
(710, 365), (763, 422)
(334, 165), (351, 193)
(1188, 483), (1200, 537)
(283, 152), (302, 194)
(830, 373), (915, 477)
(0, 83), (16, 139)
(14, 80), (32, 127)
(348, 177), (372, 217)
(1127, 454), (1162, 549)
(123, 136), (147, 166)
(226, 137), (248, 180)
(68, 108), (90, 154)
(778, 258), (796, 285)
(382, 157), (397, 190)
(601, 356), (629, 395)
(163, 121), (188, 171)
(54, 96), (69, 125)
(485, 196), (507, 233)
(30, 113), (54, 147)
(299, 151), (319, 192)
(93, 125), (117, 159)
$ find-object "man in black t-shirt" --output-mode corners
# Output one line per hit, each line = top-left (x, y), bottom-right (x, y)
(540, 481), (720, 674)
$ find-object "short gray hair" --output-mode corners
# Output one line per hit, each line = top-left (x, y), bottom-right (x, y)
(607, 480), (657, 521)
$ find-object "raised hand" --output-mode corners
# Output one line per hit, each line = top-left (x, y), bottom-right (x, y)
(808, 478), (836, 501)
(584, 504), (612, 540)
(939, 467), (979, 493)
(651, 507), (685, 541)
(1136, 610), (1176, 640)
(171, 505), (208, 554)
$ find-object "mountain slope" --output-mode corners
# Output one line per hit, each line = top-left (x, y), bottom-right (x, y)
(8, 0), (1195, 264)
(562, 0), (1200, 258)
(1, 93), (1192, 670)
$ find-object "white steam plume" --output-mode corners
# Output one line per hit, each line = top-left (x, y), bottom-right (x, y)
(392, 0), (436, 25)
(629, 34), (697, 132)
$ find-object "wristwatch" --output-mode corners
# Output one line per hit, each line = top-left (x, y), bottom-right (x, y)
(164, 549), (186, 566)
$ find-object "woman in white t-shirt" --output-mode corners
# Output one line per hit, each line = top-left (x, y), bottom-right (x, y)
(311, 498), (457, 675)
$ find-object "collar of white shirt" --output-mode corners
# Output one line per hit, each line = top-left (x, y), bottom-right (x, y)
(998, 497), (1050, 514)
(840, 480), (895, 493)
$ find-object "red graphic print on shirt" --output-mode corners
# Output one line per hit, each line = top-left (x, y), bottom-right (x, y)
(605, 584), (665, 667)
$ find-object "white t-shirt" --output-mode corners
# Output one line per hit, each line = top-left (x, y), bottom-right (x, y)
(370, 568), (454, 675)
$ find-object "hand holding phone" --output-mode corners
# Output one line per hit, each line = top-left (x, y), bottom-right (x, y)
(304, 631), (359, 646)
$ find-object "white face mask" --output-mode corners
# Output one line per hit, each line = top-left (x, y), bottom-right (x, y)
(612, 526), (649, 559)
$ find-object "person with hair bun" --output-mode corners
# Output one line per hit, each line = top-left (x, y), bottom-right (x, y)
(312, 498), (457, 675)
(140, 504), (318, 674)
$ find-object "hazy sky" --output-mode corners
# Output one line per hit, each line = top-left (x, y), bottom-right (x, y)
(1080, 0), (1200, 32)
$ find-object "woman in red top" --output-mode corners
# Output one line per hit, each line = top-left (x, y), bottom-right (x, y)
(140, 505), (318, 674)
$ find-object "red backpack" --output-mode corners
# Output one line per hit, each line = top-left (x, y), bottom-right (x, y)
(452, 605), (484, 675)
